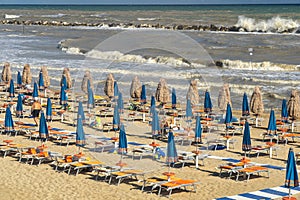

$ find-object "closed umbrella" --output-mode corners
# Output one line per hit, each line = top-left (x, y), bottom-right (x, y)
(39, 112), (49, 142)
(130, 76), (142, 99)
(224, 103), (232, 128)
(22, 64), (32, 85)
(32, 82), (39, 99)
(186, 79), (199, 106)
(242, 92), (250, 116)
(60, 85), (67, 110)
(81, 70), (93, 94)
(8, 79), (15, 99)
(218, 84), (231, 111)
(171, 88), (177, 109)
(284, 148), (299, 199)
(4, 106), (14, 133)
(40, 66), (50, 88)
(282, 99), (288, 123)
(267, 109), (277, 133)
(195, 116), (202, 143)
(150, 95), (156, 114)
(152, 109), (160, 136)
(117, 92), (124, 113)
(17, 71), (22, 88)
(104, 73), (114, 98)
(61, 67), (72, 89)
(87, 86), (95, 110)
(78, 101), (85, 122)
(76, 115), (86, 150)
(204, 90), (212, 113)
(112, 106), (120, 134)
(61, 75), (67, 88)
(250, 86), (264, 116)
(166, 131), (178, 174)
(2, 62), (12, 84)
(242, 121), (251, 157)
(38, 71), (45, 91)
(16, 94), (23, 118)
(287, 90), (300, 121)
(140, 84), (146, 104)
(186, 99), (193, 119)
(155, 78), (170, 104)
(114, 81), (119, 98)
(46, 98), (52, 122)
(118, 124), (128, 165)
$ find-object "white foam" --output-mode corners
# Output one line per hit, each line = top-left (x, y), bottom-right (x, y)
(4, 14), (21, 19)
(235, 16), (299, 33)
(40, 13), (66, 18)
(137, 18), (158, 21)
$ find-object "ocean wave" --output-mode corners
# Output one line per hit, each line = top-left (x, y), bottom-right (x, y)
(40, 13), (66, 18)
(235, 16), (299, 33)
(137, 18), (158, 21)
(4, 14), (21, 19)
(216, 59), (300, 71)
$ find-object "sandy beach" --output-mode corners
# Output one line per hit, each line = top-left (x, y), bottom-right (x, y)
(0, 98), (299, 200)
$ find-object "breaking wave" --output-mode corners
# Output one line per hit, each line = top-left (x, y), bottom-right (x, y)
(4, 14), (21, 19)
(137, 18), (158, 21)
(235, 16), (299, 33)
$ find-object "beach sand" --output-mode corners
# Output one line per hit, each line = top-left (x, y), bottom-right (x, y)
(0, 104), (299, 200)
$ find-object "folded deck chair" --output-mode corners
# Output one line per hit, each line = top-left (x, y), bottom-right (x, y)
(158, 179), (199, 198)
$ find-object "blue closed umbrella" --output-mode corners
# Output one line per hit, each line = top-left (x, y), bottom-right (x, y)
(114, 81), (119, 98)
(38, 71), (44, 91)
(17, 71), (22, 88)
(117, 92), (124, 112)
(285, 148), (299, 198)
(87, 87), (95, 109)
(140, 84), (146, 104)
(118, 124), (128, 153)
(195, 116), (202, 143)
(224, 103), (232, 127)
(152, 109), (160, 135)
(46, 98), (52, 121)
(281, 99), (288, 122)
(171, 88), (177, 109)
(113, 106), (120, 131)
(39, 112), (49, 140)
(204, 90), (212, 113)
(60, 85), (67, 109)
(16, 94), (23, 117)
(4, 106), (14, 133)
(150, 95), (156, 114)
(242, 92), (250, 116)
(76, 115), (86, 148)
(78, 101), (85, 122)
(166, 131), (178, 166)
(32, 82), (39, 99)
(8, 79), (15, 98)
(61, 75), (68, 89)
(186, 99), (193, 118)
(242, 121), (252, 156)
(267, 109), (277, 132)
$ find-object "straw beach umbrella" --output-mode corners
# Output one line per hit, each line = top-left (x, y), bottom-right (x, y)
(22, 64), (32, 85)
(61, 68), (72, 89)
(250, 86), (264, 116)
(81, 70), (93, 94)
(186, 80), (199, 106)
(283, 148), (299, 200)
(218, 84), (231, 111)
(1, 62), (11, 84)
(155, 78), (170, 105)
(287, 89), (300, 121)
(104, 73), (115, 98)
(40, 66), (50, 88)
(242, 121), (251, 157)
(130, 76), (142, 99)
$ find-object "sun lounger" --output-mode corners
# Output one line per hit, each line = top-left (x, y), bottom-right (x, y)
(158, 179), (199, 198)
(108, 169), (149, 185)
(235, 166), (269, 182)
(141, 176), (182, 192)
(68, 160), (104, 176)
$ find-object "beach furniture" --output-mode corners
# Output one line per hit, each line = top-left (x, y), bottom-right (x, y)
(108, 169), (149, 185)
(157, 179), (199, 198)
(68, 160), (104, 176)
(94, 140), (115, 152)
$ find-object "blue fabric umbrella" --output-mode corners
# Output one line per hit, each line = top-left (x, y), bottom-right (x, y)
(77, 101), (85, 122)
(242, 121), (252, 155)
(285, 148), (299, 198)
(118, 124), (128, 153)
(150, 95), (156, 114)
(61, 75), (68, 89)
(117, 92), (124, 112)
(114, 81), (119, 98)
(166, 131), (178, 165)
(46, 98), (52, 121)
(242, 92), (250, 116)
(87, 86), (95, 109)
(76, 115), (86, 147)
(38, 71), (44, 91)
(32, 82), (39, 99)
(16, 94), (23, 117)
(281, 99), (288, 122)
(204, 90), (212, 113)
(8, 79), (15, 98)
(152, 109), (160, 135)
(195, 116), (202, 143)
(39, 112), (49, 140)
(186, 99), (193, 118)
(17, 71), (22, 88)
(224, 103), (232, 126)
(4, 106), (14, 132)
(267, 109), (277, 132)
(60, 85), (67, 108)
(140, 84), (146, 104)
(112, 106), (120, 131)
(171, 88), (177, 109)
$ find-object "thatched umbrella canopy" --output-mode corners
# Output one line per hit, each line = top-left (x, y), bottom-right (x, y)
(250, 86), (264, 116)
(22, 64), (32, 85)
(155, 78), (170, 104)
(287, 89), (300, 120)
(1, 62), (12, 84)
(81, 70), (93, 94)
(60, 68), (72, 89)
(218, 84), (231, 111)
(104, 73), (115, 98)
(186, 79), (199, 106)
(130, 76), (142, 99)
(40, 66), (50, 88)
